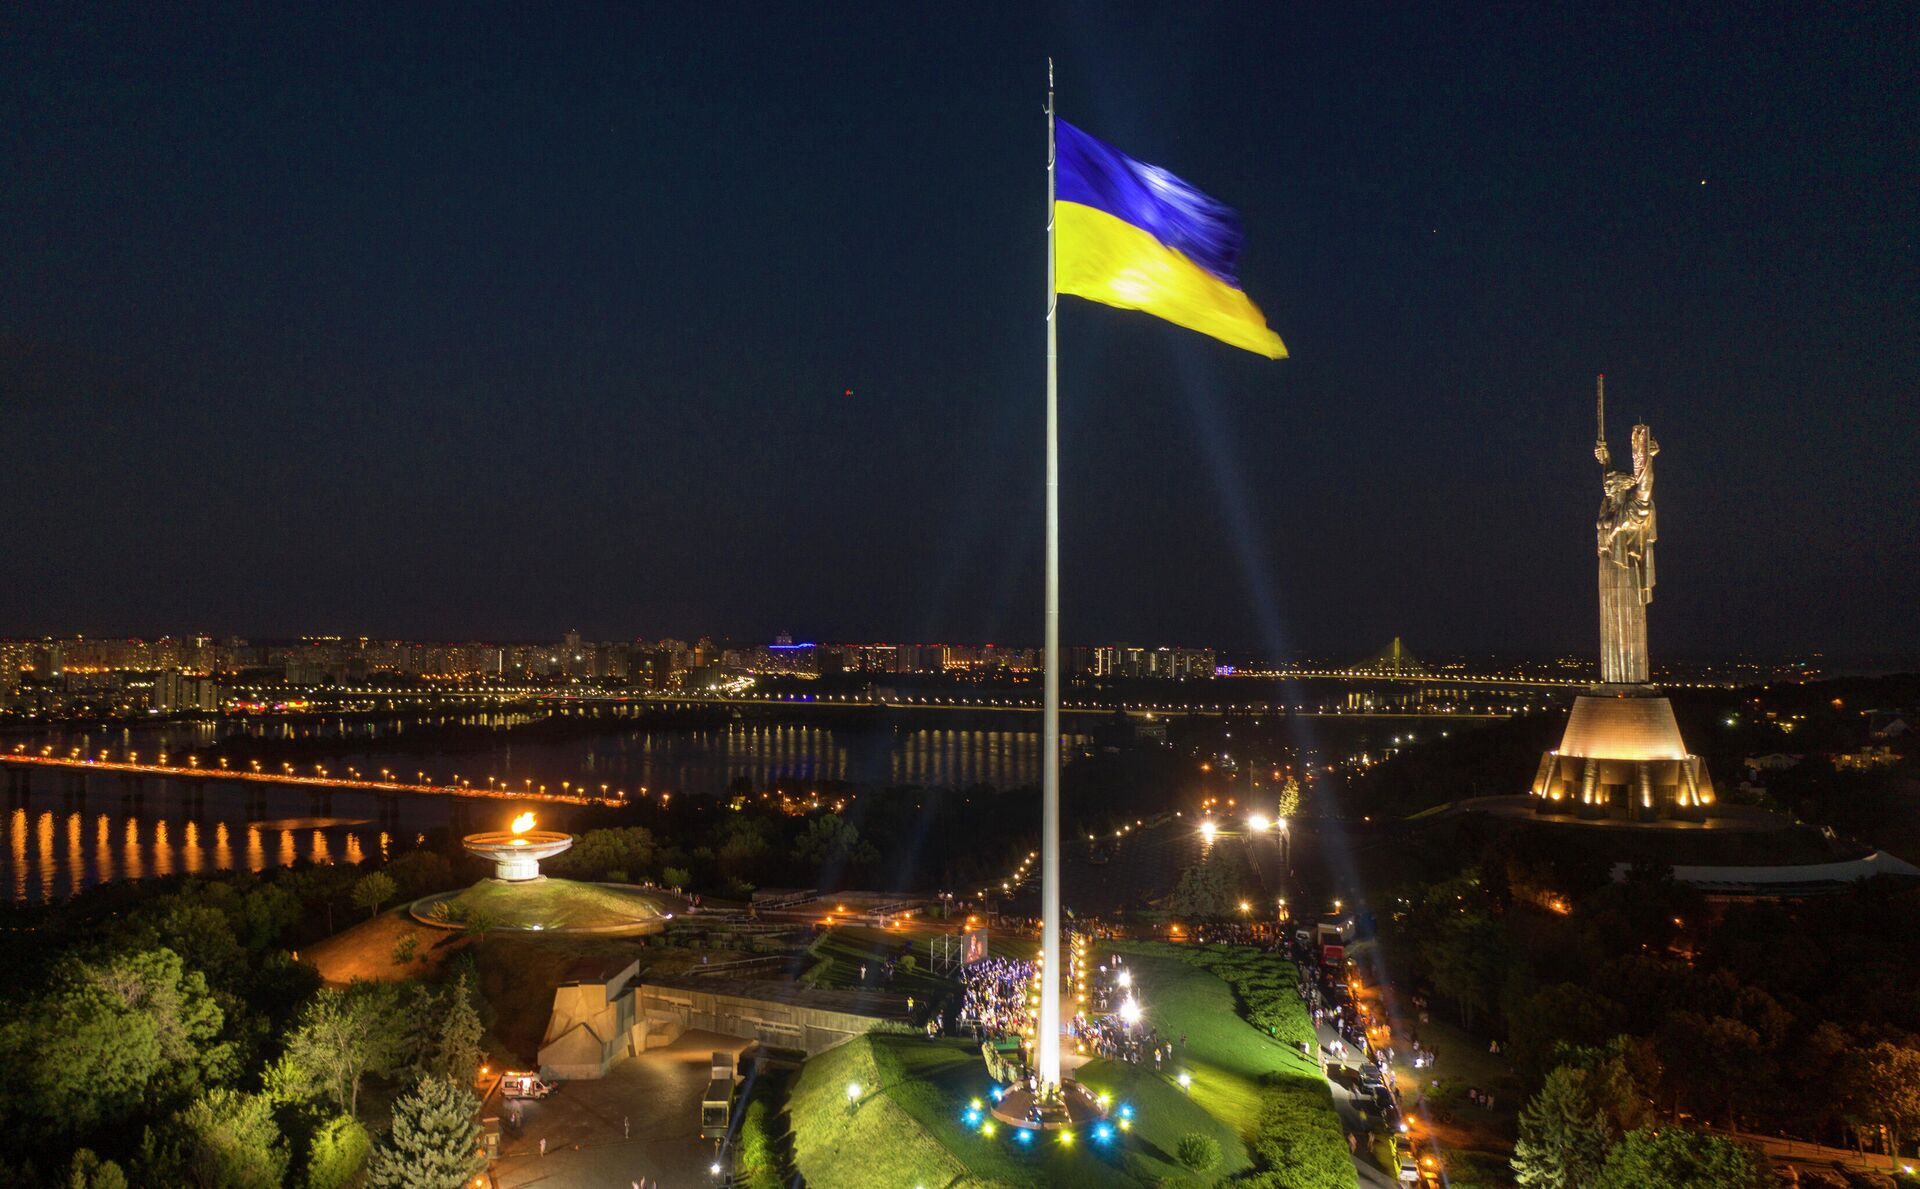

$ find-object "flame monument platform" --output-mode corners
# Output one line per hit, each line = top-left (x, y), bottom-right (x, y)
(408, 820), (675, 935)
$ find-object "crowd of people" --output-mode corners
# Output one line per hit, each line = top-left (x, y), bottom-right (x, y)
(955, 956), (1035, 1040)
(1071, 1008), (1175, 1067)
(1182, 920), (1279, 946)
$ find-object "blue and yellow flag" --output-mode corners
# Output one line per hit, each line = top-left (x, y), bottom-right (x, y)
(1055, 120), (1287, 359)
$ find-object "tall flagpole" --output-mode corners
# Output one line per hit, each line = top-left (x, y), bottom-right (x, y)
(1037, 56), (1063, 1098)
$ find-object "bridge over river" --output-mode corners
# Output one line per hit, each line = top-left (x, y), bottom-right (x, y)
(1, 750), (599, 829)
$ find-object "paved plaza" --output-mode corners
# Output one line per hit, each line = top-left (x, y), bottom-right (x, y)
(488, 1031), (751, 1189)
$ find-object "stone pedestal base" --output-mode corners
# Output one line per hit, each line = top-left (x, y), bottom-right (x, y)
(1530, 688), (1714, 821)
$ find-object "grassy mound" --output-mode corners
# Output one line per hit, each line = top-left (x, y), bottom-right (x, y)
(787, 946), (1353, 1188)
(792, 1034), (1138, 1188)
(409, 877), (671, 935)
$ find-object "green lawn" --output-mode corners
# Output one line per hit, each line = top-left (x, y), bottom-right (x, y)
(787, 944), (1353, 1188)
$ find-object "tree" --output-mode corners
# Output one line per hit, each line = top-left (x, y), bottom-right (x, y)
(1551, 1035), (1661, 1135)
(1507, 984), (1623, 1083)
(384, 851), (456, 899)
(1424, 912), (1509, 1030)
(661, 866), (691, 891)
(280, 983), (404, 1118)
(795, 815), (878, 872)
(303, 1115), (372, 1189)
(1165, 846), (1255, 919)
(63, 1150), (129, 1189)
(1512, 1065), (1610, 1189)
(1657, 1013), (1767, 1126)
(418, 975), (486, 1085)
(281, 864), (361, 934)
(0, 947), (228, 1141)
(1177, 1131), (1222, 1174)
(716, 816), (773, 878)
(353, 872), (399, 920)
(366, 1077), (486, 1189)
(1591, 1126), (1770, 1189)
(548, 826), (658, 883)
(150, 901), (249, 987)
(235, 881), (304, 949)
(1861, 1041), (1920, 1169)
(157, 1088), (290, 1189)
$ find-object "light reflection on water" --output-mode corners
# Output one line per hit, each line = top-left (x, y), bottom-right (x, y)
(2, 800), (405, 905)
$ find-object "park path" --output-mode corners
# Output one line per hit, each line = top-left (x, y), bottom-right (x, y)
(1312, 1009), (1398, 1188)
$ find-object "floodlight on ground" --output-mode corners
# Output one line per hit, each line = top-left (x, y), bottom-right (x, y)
(1177, 1071), (1192, 1090)
(1249, 813), (1270, 832)
(1119, 996), (1143, 1025)
(1116, 968), (1131, 988)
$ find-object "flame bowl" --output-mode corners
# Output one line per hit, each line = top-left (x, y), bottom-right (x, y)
(462, 830), (574, 881)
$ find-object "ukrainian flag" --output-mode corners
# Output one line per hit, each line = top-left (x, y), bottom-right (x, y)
(1055, 120), (1287, 359)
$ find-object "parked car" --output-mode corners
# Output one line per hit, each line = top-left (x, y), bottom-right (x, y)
(500, 1071), (556, 1100)
(1394, 1136), (1419, 1182)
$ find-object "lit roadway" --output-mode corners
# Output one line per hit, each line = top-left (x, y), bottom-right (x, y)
(0, 749), (599, 805)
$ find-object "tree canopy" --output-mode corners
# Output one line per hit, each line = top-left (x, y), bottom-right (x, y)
(0, 947), (228, 1142)
(366, 1077), (486, 1189)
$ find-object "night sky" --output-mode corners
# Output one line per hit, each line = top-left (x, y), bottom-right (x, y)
(2, 4), (1914, 661)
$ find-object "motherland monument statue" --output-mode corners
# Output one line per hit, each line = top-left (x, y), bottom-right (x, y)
(1594, 375), (1658, 686)
(1527, 376), (1713, 821)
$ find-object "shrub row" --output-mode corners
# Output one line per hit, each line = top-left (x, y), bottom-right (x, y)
(1241, 1073), (1359, 1188)
(734, 1097), (784, 1189)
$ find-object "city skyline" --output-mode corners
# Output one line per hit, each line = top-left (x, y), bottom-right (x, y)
(1, 5), (1914, 659)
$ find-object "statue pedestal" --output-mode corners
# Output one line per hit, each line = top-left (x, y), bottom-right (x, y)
(1530, 687), (1713, 821)
(990, 1081), (1107, 1132)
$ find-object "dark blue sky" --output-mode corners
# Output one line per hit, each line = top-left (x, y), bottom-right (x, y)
(2, 3), (1914, 660)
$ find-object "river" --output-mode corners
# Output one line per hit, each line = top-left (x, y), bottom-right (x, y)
(0, 717), (1084, 902)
